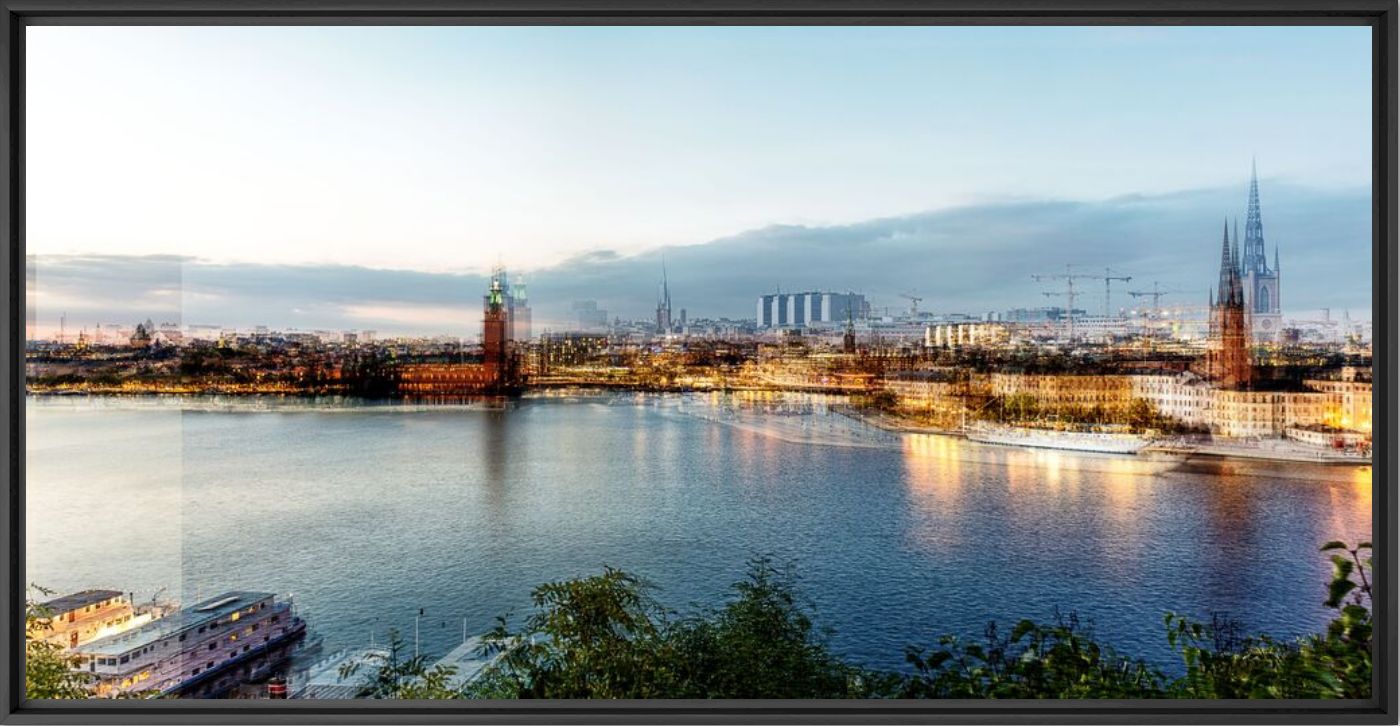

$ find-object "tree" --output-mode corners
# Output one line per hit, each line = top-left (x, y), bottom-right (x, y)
(346, 543), (1374, 701)
(25, 586), (94, 700)
(470, 567), (675, 699)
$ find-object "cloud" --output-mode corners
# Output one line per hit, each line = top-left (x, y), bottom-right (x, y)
(28, 179), (1372, 337)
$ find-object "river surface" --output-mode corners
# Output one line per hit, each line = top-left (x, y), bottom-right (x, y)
(25, 393), (1372, 675)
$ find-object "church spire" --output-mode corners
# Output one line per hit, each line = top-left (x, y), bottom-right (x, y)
(1244, 158), (1267, 274)
(1217, 218), (1234, 304)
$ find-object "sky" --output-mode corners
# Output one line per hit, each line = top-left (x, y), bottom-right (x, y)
(26, 25), (1373, 336)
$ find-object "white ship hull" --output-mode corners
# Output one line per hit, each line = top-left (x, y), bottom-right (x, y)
(967, 426), (1149, 455)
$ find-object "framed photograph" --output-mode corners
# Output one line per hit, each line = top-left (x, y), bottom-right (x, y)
(5, 1), (1395, 723)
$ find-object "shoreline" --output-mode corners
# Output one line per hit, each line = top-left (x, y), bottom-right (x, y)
(833, 405), (1370, 467)
(29, 389), (1371, 467)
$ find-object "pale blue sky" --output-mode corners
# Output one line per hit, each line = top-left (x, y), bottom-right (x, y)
(25, 25), (1373, 331)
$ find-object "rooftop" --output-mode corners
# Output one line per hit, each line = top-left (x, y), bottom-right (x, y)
(42, 590), (124, 616)
(77, 591), (276, 657)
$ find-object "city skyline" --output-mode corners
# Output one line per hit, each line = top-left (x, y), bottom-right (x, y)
(26, 25), (1373, 337)
(27, 173), (1372, 337)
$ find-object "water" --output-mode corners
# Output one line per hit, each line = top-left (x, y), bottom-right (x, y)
(26, 393), (1372, 675)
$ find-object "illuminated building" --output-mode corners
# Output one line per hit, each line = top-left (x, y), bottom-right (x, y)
(1305, 367), (1373, 434)
(884, 370), (984, 427)
(538, 332), (610, 369)
(397, 363), (499, 395)
(1132, 370), (1370, 439)
(924, 322), (1010, 349)
(398, 272), (519, 395)
(989, 373), (1136, 420)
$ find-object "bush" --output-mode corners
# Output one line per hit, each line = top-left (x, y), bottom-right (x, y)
(301, 541), (1382, 701)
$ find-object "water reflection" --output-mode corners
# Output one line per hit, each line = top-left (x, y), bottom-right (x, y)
(26, 395), (1375, 674)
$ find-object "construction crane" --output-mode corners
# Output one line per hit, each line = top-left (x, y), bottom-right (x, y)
(1126, 282), (1183, 319)
(899, 292), (924, 317)
(1125, 282), (1185, 348)
(1031, 265), (1105, 342)
(1102, 268), (1132, 318)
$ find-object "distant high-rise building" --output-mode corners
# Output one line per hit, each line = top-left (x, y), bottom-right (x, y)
(1239, 161), (1282, 341)
(756, 291), (867, 329)
(572, 300), (609, 330)
(513, 274), (532, 342)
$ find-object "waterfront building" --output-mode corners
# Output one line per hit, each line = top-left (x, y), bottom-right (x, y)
(484, 274), (508, 383)
(75, 591), (305, 698)
(32, 590), (146, 651)
(989, 372), (1137, 420)
(398, 274), (519, 395)
(397, 363), (499, 395)
(884, 370), (985, 427)
(1132, 371), (1371, 439)
(1304, 366), (1373, 434)
(1130, 373), (1215, 429)
(538, 332), (610, 369)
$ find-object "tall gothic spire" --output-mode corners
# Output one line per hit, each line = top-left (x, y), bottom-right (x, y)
(1244, 158), (1268, 274)
(1218, 218), (1234, 304)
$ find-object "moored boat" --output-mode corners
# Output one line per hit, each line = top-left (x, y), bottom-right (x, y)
(967, 423), (1150, 455)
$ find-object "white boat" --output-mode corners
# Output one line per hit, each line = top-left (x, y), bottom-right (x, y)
(966, 424), (1149, 455)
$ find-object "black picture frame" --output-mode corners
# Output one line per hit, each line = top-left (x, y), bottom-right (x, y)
(2, 1), (1394, 723)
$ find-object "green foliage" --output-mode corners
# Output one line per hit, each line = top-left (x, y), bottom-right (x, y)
(331, 543), (1381, 701)
(338, 629), (467, 699)
(1163, 541), (1372, 699)
(463, 558), (888, 699)
(901, 612), (1165, 698)
(25, 586), (95, 700)
(471, 567), (672, 698)
(660, 558), (887, 698)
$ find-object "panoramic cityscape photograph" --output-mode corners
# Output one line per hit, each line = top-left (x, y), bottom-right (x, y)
(22, 24), (1373, 701)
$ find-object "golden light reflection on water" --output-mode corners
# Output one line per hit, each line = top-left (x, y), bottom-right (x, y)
(900, 437), (1171, 576)
(902, 434), (964, 504)
(1325, 466), (1373, 540)
(900, 434), (969, 553)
